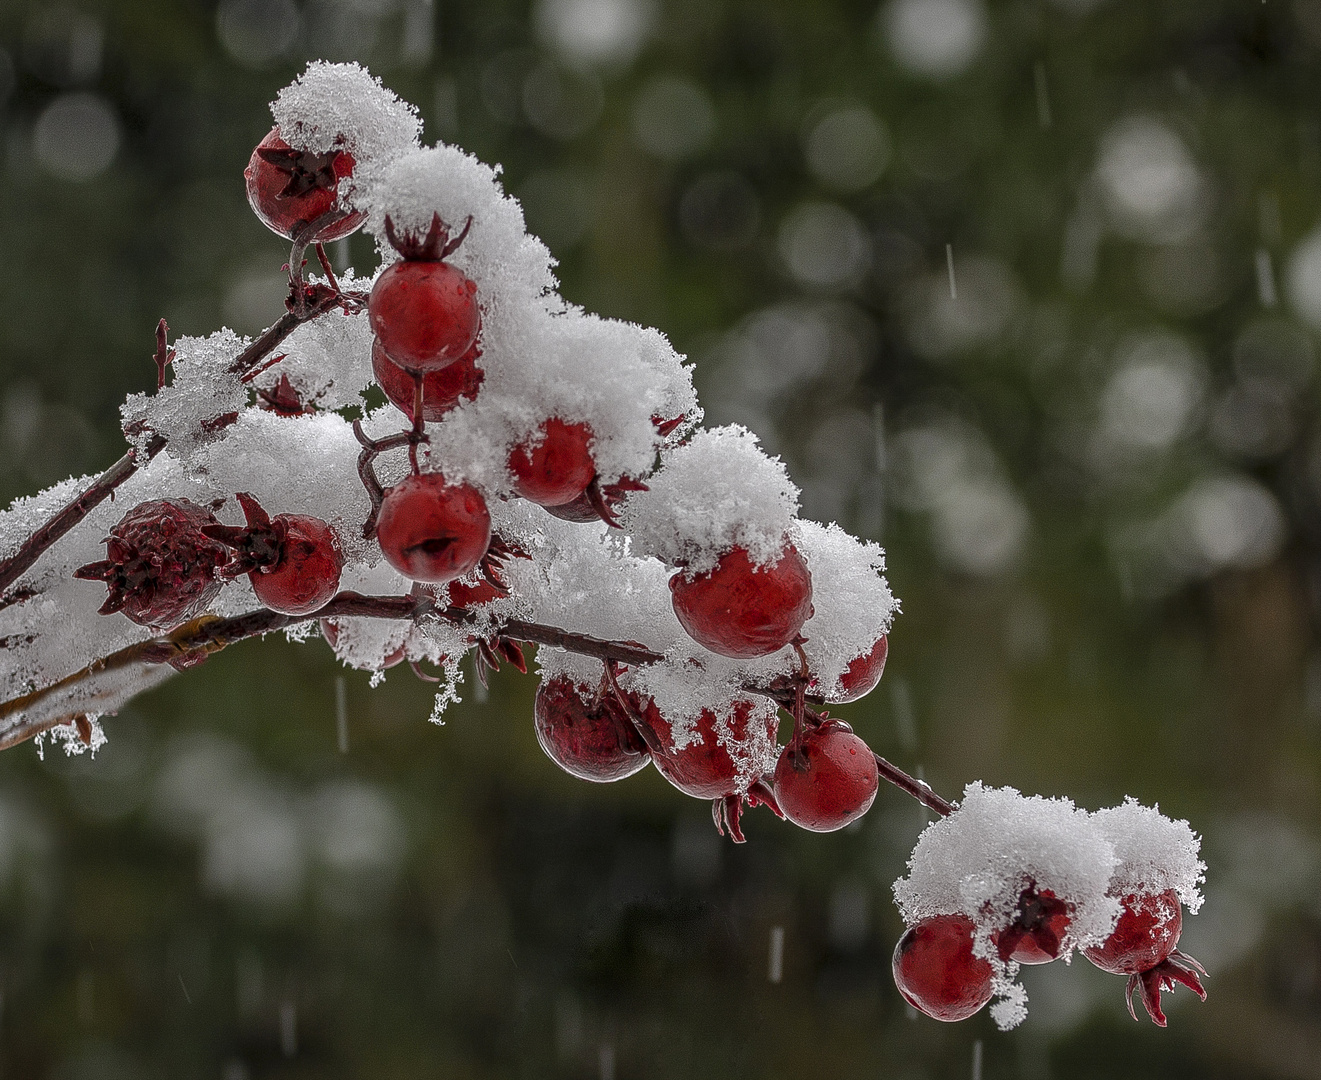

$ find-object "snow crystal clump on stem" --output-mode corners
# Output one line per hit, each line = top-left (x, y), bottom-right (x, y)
(795, 521), (898, 697)
(622, 425), (800, 574)
(893, 783), (1122, 1030)
(249, 272), (379, 412)
(271, 61), (421, 180)
(1091, 798), (1205, 911)
(121, 329), (248, 459)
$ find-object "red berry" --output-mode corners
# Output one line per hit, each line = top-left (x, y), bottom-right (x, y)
(368, 231), (481, 371)
(1083, 890), (1206, 1026)
(376, 473), (491, 584)
(372, 339), (482, 423)
(445, 578), (505, 608)
(892, 915), (995, 1022)
(669, 544), (814, 659)
(244, 126), (365, 242)
(508, 419), (596, 507)
(637, 697), (777, 799)
(827, 635), (888, 703)
(991, 884), (1073, 965)
(203, 494), (342, 616)
(74, 499), (231, 630)
(534, 676), (650, 782)
(773, 719), (878, 832)
(1085, 890), (1184, 975)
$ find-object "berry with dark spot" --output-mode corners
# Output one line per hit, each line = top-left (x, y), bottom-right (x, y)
(773, 719), (878, 832)
(376, 473), (491, 584)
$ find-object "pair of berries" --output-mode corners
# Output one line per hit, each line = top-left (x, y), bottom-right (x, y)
(76, 495), (345, 628)
(892, 889), (1206, 1026)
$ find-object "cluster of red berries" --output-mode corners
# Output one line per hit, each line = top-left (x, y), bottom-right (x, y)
(892, 886), (1206, 1027)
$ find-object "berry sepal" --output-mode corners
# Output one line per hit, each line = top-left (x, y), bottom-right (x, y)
(1126, 950), (1207, 1027)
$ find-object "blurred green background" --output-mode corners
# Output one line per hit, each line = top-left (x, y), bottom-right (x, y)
(0, 0), (1318, 1076)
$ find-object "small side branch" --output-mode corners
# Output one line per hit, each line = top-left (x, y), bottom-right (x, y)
(873, 753), (956, 817)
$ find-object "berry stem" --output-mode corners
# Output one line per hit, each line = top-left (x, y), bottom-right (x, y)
(872, 751), (956, 817)
(351, 421), (415, 538)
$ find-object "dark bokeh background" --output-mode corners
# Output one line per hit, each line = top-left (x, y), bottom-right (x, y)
(0, 0), (1318, 1077)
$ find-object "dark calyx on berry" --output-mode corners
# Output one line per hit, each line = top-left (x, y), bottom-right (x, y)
(773, 718), (879, 833)
(992, 883), (1073, 965)
(534, 676), (650, 783)
(670, 543), (814, 659)
(372, 339), (483, 423)
(375, 473), (492, 585)
(256, 373), (315, 417)
(245, 126), (364, 242)
(509, 418), (596, 507)
(203, 493), (343, 617)
(384, 211), (472, 262)
(543, 476), (646, 527)
(1083, 889), (1206, 1026)
(892, 914), (995, 1022)
(75, 498), (231, 630)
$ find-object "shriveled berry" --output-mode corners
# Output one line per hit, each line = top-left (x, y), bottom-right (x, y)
(892, 915), (994, 1022)
(827, 635), (888, 704)
(245, 126), (364, 242)
(992, 883), (1073, 965)
(670, 544), (813, 659)
(320, 618), (407, 669)
(372, 338), (482, 423)
(773, 719), (878, 832)
(637, 697), (777, 799)
(204, 493), (342, 616)
(376, 473), (491, 584)
(1083, 889), (1206, 1026)
(74, 499), (231, 630)
(534, 676), (650, 782)
(508, 419), (596, 507)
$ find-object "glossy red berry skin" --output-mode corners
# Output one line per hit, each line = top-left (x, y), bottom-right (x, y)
(637, 698), (777, 799)
(248, 515), (342, 616)
(827, 635), (889, 704)
(893, 915), (995, 1022)
(372, 339), (483, 423)
(244, 127), (364, 242)
(534, 676), (650, 783)
(992, 884), (1073, 965)
(74, 499), (230, 631)
(670, 544), (814, 659)
(320, 618), (408, 669)
(376, 473), (491, 584)
(508, 419), (596, 507)
(369, 261), (480, 373)
(773, 720), (879, 832)
(1083, 890), (1182, 975)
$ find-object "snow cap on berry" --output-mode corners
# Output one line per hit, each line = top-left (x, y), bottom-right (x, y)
(1091, 798), (1205, 913)
(428, 309), (694, 493)
(271, 62), (420, 173)
(794, 521), (898, 698)
(893, 783), (1123, 1030)
(360, 145), (556, 306)
(621, 425), (800, 575)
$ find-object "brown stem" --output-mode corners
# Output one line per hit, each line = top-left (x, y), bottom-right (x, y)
(352, 422), (413, 538)
(872, 752), (956, 817)
(0, 433), (167, 600)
